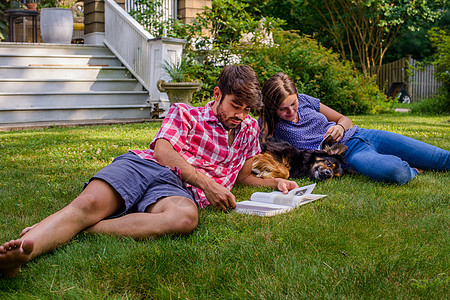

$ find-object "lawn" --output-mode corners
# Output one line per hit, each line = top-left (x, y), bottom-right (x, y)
(0, 113), (449, 299)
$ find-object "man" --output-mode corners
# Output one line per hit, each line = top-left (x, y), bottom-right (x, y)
(0, 65), (298, 278)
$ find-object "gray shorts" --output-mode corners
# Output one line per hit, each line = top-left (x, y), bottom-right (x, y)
(86, 152), (196, 218)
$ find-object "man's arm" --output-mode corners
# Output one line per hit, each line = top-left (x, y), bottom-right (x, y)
(153, 138), (237, 211)
(236, 157), (299, 194)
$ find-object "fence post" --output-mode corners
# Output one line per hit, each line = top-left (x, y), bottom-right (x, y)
(405, 55), (413, 101)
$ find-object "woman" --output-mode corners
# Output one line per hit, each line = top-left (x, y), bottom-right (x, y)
(260, 73), (450, 184)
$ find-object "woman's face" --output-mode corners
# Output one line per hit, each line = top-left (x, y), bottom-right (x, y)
(276, 94), (299, 122)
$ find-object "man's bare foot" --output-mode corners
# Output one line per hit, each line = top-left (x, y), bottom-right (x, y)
(20, 224), (37, 238)
(0, 239), (34, 278)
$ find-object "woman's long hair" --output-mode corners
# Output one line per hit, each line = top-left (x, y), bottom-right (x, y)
(260, 73), (297, 140)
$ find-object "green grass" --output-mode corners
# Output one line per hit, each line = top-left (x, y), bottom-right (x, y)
(0, 115), (449, 299)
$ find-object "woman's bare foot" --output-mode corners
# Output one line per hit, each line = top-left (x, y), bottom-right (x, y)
(413, 168), (425, 174)
(0, 239), (34, 278)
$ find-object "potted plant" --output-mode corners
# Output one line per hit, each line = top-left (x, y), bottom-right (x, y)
(157, 56), (202, 105)
(39, 0), (74, 44)
(25, 0), (37, 11)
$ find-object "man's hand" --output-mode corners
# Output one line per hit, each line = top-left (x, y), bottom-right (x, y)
(202, 180), (236, 211)
(276, 178), (299, 194)
(154, 139), (236, 211)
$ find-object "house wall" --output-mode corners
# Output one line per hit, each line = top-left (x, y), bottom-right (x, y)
(177, 0), (211, 24)
(84, 0), (210, 44)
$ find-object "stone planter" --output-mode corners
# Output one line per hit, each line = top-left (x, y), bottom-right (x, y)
(157, 80), (202, 105)
(40, 8), (73, 44)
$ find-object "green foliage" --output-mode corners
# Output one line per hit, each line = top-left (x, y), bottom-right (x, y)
(0, 1), (9, 41)
(129, 0), (166, 37)
(37, 0), (72, 8)
(184, 0), (283, 64)
(0, 117), (449, 298)
(249, 0), (444, 75)
(410, 95), (450, 115)
(429, 28), (450, 91)
(184, 62), (222, 105)
(162, 56), (194, 83)
(239, 30), (391, 115)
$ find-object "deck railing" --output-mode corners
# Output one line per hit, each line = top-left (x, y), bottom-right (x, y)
(104, 0), (185, 110)
(124, 0), (177, 21)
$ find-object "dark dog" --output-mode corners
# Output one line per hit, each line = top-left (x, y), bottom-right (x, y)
(252, 138), (348, 181)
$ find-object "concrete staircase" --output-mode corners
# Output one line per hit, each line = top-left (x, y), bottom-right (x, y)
(0, 43), (152, 124)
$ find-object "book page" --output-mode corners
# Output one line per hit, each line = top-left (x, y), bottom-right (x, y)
(233, 184), (326, 216)
(234, 201), (293, 216)
(251, 184), (316, 204)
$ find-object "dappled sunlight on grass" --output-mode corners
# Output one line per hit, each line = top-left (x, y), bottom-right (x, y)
(0, 117), (448, 298)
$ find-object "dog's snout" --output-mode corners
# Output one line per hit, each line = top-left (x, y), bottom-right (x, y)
(324, 169), (333, 177)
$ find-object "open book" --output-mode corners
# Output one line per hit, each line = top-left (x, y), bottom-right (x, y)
(233, 184), (326, 216)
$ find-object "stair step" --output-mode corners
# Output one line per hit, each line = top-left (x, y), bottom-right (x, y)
(0, 92), (149, 109)
(0, 104), (151, 111)
(0, 65), (131, 79)
(0, 106), (152, 123)
(0, 43), (154, 124)
(0, 79), (144, 92)
(0, 43), (114, 56)
(0, 54), (123, 66)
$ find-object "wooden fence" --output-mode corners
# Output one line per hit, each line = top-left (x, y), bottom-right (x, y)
(376, 56), (442, 102)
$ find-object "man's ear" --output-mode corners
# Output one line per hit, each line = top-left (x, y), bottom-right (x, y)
(213, 87), (222, 102)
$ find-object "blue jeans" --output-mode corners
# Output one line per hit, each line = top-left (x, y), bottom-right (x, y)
(344, 128), (450, 184)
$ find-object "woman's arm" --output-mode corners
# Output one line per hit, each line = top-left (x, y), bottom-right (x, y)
(319, 103), (353, 142)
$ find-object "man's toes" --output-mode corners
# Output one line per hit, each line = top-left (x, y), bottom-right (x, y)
(21, 240), (34, 254)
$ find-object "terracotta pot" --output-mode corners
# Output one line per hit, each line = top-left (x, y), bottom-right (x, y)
(26, 3), (38, 11)
(157, 80), (202, 105)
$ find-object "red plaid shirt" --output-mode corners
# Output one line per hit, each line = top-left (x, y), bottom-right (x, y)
(131, 102), (260, 208)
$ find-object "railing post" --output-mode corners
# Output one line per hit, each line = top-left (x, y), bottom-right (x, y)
(147, 37), (187, 112)
(104, 0), (186, 115)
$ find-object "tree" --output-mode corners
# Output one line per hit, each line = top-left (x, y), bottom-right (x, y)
(308, 0), (443, 76)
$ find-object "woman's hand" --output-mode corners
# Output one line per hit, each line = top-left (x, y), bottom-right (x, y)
(324, 124), (346, 142)
(319, 103), (353, 143)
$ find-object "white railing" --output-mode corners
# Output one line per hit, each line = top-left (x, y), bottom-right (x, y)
(125, 0), (177, 21)
(104, 0), (186, 110)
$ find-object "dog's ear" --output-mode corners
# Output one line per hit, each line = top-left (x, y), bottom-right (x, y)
(324, 143), (347, 156)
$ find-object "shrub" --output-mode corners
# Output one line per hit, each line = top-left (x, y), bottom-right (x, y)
(410, 94), (450, 115)
(239, 30), (392, 115)
(184, 61), (222, 106)
(429, 28), (450, 92)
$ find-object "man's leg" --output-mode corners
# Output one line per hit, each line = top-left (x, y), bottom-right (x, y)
(86, 195), (198, 239)
(0, 179), (123, 278)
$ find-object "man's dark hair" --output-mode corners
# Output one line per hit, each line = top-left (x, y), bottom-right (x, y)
(217, 65), (262, 109)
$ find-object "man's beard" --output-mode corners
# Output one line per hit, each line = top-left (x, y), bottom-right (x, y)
(216, 102), (242, 131)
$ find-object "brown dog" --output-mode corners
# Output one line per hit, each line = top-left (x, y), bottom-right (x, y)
(252, 138), (348, 180)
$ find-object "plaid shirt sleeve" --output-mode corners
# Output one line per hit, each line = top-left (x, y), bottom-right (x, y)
(150, 104), (192, 152)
